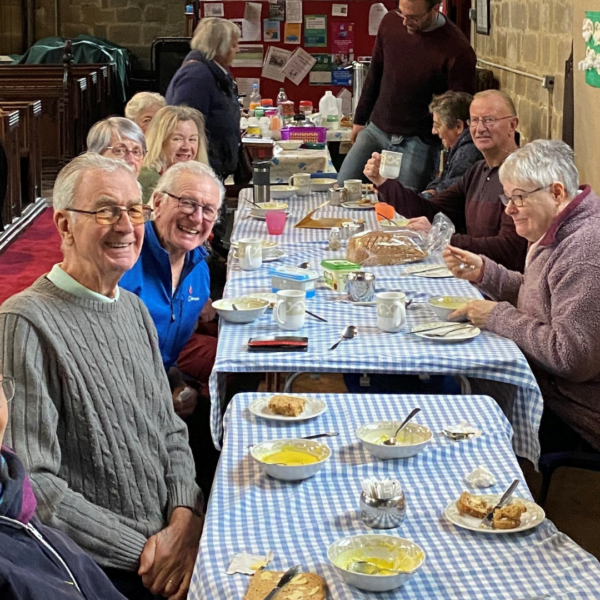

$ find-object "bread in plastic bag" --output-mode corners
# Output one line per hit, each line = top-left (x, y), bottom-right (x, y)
(346, 213), (455, 266)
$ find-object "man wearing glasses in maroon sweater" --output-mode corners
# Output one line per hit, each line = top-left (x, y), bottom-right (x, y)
(338, 0), (476, 191)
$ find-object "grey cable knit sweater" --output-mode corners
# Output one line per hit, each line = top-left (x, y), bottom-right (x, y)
(0, 277), (203, 571)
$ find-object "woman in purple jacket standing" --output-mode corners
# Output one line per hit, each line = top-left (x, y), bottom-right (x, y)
(443, 140), (600, 453)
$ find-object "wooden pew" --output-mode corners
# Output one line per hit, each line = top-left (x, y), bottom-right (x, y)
(0, 109), (22, 228)
(0, 100), (43, 205)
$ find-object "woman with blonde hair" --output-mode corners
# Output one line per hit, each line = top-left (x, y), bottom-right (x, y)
(166, 17), (241, 180)
(138, 105), (209, 203)
(124, 91), (166, 134)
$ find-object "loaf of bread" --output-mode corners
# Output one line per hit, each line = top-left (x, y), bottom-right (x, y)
(268, 395), (306, 417)
(245, 570), (326, 600)
(346, 230), (428, 266)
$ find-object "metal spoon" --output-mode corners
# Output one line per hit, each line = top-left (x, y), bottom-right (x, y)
(347, 561), (407, 575)
(329, 325), (358, 350)
(383, 407), (421, 446)
(232, 303), (239, 311)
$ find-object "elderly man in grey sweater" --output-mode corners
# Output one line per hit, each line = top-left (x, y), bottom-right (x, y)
(0, 153), (203, 600)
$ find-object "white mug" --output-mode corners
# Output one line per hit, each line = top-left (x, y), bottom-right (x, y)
(289, 173), (311, 196)
(376, 291), (406, 333)
(274, 289), (306, 331)
(344, 179), (362, 202)
(380, 150), (403, 180)
(238, 238), (262, 271)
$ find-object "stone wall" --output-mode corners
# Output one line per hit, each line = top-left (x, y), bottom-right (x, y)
(473, 0), (574, 142)
(34, 0), (187, 70)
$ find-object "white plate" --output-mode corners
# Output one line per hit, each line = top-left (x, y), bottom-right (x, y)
(341, 199), (378, 210)
(233, 249), (287, 262)
(414, 324), (480, 342)
(445, 495), (545, 534)
(231, 240), (278, 251)
(248, 395), (327, 421)
(243, 292), (278, 308)
(251, 209), (291, 221)
(401, 265), (453, 278)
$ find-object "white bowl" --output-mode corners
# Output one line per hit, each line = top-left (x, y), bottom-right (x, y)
(328, 534), (425, 592)
(270, 185), (299, 200)
(356, 421), (432, 460)
(250, 438), (331, 481)
(276, 140), (303, 151)
(212, 298), (269, 324)
(427, 296), (474, 322)
(310, 178), (338, 192)
(250, 201), (289, 219)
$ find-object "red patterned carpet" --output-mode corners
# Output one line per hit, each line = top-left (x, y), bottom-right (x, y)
(0, 208), (62, 305)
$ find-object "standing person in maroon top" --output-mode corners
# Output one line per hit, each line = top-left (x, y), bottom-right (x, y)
(337, 0), (476, 190)
(365, 90), (528, 272)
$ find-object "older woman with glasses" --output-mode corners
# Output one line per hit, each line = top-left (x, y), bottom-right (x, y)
(0, 153), (204, 600)
(443, 140), (600, 454)
(87, 116), (146, 176)
(138, 105), (209, 204)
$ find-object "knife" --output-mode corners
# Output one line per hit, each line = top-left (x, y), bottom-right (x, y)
(480, 479), (520, 529)
(262, 564), (301, 600)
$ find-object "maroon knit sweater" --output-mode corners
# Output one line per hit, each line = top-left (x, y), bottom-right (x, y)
(479, 186), (600, 450)
(377, 160), (527, 272)
(354, 12), (476, 140)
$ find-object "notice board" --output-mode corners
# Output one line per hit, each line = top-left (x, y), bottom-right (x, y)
(204, 0), (397, 107)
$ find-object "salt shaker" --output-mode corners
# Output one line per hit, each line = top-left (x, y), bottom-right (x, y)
(328, 227), (342, 251)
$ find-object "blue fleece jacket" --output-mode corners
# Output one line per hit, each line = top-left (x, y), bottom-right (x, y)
(119, 221), (210, 370)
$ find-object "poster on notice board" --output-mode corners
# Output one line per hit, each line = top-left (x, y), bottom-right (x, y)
(304, 15), (327, 47)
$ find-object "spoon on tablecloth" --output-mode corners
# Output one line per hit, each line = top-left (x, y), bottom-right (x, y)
(329, 325), (358, 350)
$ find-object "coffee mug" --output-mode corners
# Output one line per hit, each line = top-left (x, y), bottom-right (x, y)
(376, 291), (406, 333)
(238, 238), (262, 271)
(274, 289), (306, 331)
(380, 150), (403, 180)
(328, 187), (348, 206)
(344, 179), (362, 202)
(289, 173), (311, 196)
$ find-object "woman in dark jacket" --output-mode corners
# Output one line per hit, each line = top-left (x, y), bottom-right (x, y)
(166, 17), (241, 181)
(0, 367), (126, 600)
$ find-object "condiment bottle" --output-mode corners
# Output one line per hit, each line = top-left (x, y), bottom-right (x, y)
(329, 227), (342, 251)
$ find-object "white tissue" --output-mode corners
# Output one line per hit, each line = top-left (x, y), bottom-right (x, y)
(227, 550), (274, 575)
(465, 466), (496, 488)
(361, 477), (403, 499)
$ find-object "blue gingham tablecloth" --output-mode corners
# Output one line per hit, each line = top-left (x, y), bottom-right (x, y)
(209, 190), (543, 465)
(189, 393), (600, 600)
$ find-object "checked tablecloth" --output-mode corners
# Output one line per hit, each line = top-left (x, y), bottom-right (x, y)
(208, 190), (543, 465)
(190, 392), (600, 600)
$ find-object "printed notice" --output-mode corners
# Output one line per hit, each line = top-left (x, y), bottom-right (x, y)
(243, 2), (263, 41)
(285, 0), (302, 24)
(263, 19), (281, 41)
(262, 46), (292, 82)
(368, 3), (388, 35)
(332, 4), (348, 17)
(204, 3), (224, 17)
(281, 47), (317, 85)
(268, 0), (285, 21)
(232, 44), (264, 68)
(304, 15), (327, 47)
(284, 22), (301, 44)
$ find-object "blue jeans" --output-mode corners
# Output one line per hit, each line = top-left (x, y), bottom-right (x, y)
(337, 122), (439, 191)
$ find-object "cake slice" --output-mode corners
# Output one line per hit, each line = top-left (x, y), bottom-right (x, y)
(268, 395), (306, 417)
(456, 491), (492, 519)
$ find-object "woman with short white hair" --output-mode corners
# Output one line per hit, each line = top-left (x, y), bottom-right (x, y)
(125, 91), (166, 134)
(442, 140), (600, 453)
(86, 116), (146, 176)
(166, 17), (241, 180)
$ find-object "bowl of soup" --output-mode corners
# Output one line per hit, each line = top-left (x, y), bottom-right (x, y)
(328, 534), (426, 592)
(250, 438), (331, 481)
(356, 421), (432, 460)
(427, 296), (475, 322)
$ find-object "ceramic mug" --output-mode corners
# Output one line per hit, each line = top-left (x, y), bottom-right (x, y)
(344, 179), (362, 202)
(376, 291), (406, 333)
(289, 173), (311, 196)
(380, 150), (403, 180)
(237, 238), (263, 271)
(274, 289), (306, 331)
(328, 187), (348, 206)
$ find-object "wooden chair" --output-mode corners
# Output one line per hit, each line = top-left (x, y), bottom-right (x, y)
(0, 109), (22, 228)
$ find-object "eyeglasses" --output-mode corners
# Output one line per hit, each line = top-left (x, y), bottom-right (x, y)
(164, 192), (220, 222)
(66, 204), (153, 225)
(499, 185), (549, 207)
(397, 8), (433, 23)
(467, 115), (514, 128)
(0, 376), (15, 405)
(105, 144), (145, 159)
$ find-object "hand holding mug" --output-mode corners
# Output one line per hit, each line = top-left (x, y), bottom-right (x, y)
(364, 152), (386, 187)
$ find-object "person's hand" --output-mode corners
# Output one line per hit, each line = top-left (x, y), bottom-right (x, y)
(172, 386), (198, 419)
(364, 152), (386, 186)
(139, 508), (204, 600)
(423, 189), (437, 197)
(350, 124), (365, 145)
(442, 245), (484, 282)
(199, 298), (216, 322)
(450, 300), (497, 329)
(406, 216), (432, 233)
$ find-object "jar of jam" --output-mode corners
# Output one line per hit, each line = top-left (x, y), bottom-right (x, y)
(299, 101), (313, 116)
(261, 99), (274, 107)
